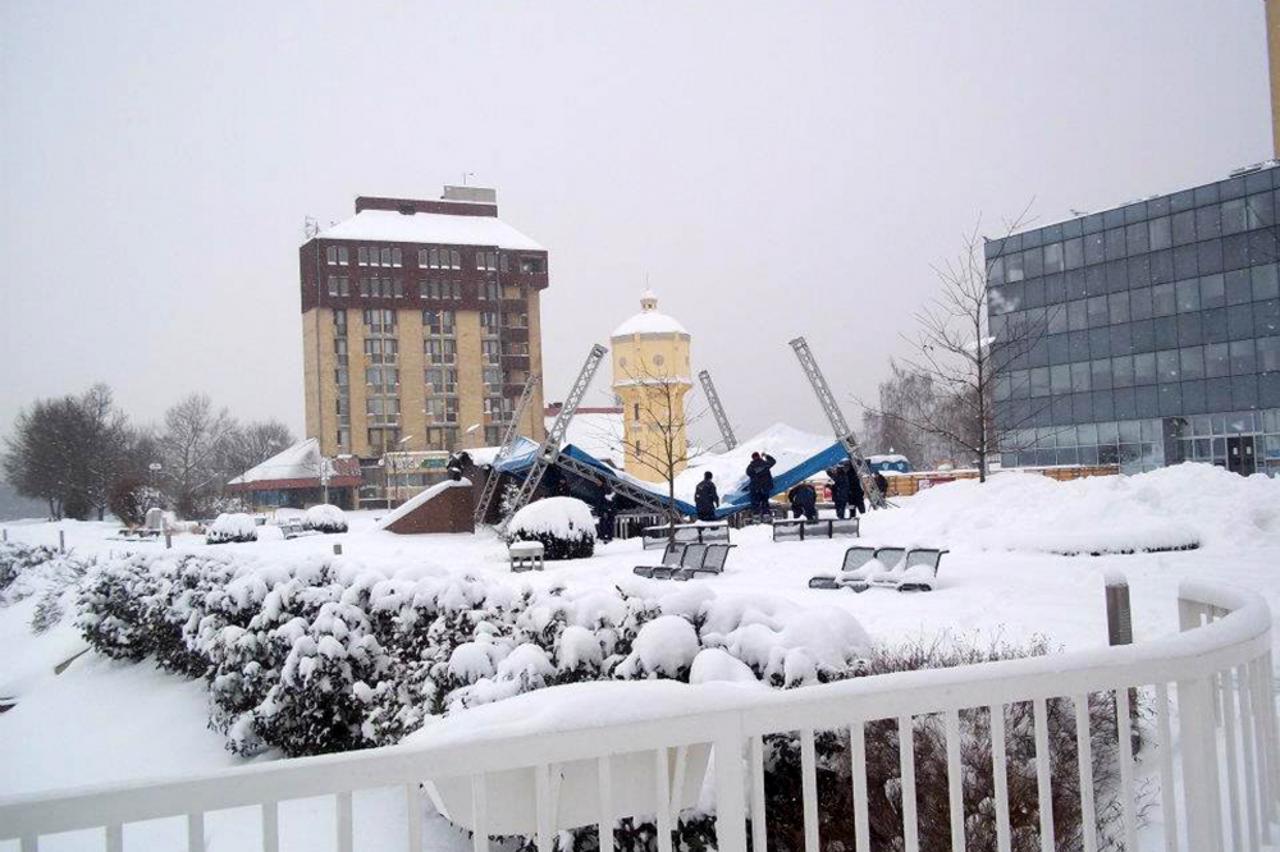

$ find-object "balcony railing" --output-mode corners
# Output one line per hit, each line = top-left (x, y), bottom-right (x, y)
(1, 580), (1275, 852)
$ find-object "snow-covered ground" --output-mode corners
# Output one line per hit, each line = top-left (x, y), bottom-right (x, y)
(2, 463), (1279, 849)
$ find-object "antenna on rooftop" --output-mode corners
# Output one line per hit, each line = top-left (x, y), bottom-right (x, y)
(462, 171), (476, 186)
(303, 216), (319, 239)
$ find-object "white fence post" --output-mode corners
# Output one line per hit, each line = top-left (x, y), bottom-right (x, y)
(1178, 675), (1224, 852)
(714, 721), (748, 852)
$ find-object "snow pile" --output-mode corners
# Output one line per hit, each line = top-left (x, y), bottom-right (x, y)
(615, 615), (700, 679)
(205, 513), (258, 544)
(376, 478), (471, 530)
(304, 504), (348, 534)
(506, 496), (596, 560)
(876, 463), (1280, 553)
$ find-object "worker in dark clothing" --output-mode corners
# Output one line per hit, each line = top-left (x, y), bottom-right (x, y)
(826, 461), (853, 519)
(873, 470), (889, 502)
(745, 452), (776, 520)
(596, 484), (617, 542)
(788, 482), (818, 521)
(694, 471), (719, 522)
(850, 464), (867, 515)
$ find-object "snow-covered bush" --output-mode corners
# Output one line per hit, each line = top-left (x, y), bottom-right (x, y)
(305, 504), (348, 534)
(206, 512), (258, 544)
(252, 600), (386, 756)
(0, 541), (61, 598)
(77, 555), (159, 662)
(505, 496), (596, 560)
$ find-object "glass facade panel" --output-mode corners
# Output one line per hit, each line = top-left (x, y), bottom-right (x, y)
(989, 163), (1280, 473)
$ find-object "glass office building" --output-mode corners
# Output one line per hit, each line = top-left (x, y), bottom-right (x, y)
(987, 162), (1280, 476)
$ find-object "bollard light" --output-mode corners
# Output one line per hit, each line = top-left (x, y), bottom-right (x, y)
(334, 543), (343, 556)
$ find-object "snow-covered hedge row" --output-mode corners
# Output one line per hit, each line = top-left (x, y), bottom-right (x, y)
(73, 550), (869, 756)
(505, 496), (596, 560)
(206, 513), (258, 544)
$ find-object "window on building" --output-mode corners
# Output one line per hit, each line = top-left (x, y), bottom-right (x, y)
(338, 246), (349, 266)
(1258, 336), (1280, 372)
(423, 309), (455, 336)
(451, 281), (462, 300)
(519, 256), (545, 274)
(426, 397), (458, 423)
(481, 311), (499, 332)
(426, 367), (458, 394)
(482, 339), (501, 365)
(426, 338), (457, 365)
(450, 249), (461, 269)
(1205, 342), (1230, 378)
(500, 253), (509, 272)
(391, 247), (402, 267)
(475, 250), (498, 271)
(380, 247), (392, 267)
(326, 246), (337, 265)
(363, 308), (395, 332)
(335, 367), (349, 386)
(358, 246), (369, 266)
(1230, 339), (1256, 375)
(479, 282), (500, 301)
(393, 279), (404, 298)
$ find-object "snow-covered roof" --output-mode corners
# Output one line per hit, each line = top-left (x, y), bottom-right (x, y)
(227, 439), (360, 489)
(612, 293), (688, 337)
(229, 439), (322, 485)
(318, 209), (544, 251)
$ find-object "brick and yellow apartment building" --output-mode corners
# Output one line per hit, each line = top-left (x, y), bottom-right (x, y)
(298, 186), (548, 504)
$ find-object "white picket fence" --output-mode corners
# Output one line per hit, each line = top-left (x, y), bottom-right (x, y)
(1, 579), (1277, 852)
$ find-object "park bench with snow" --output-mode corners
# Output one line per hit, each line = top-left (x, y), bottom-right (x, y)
(633, 541), (735, 580)
(771, 516), (860, 542)
(640, 521), (730, 550)
(808, 545), (947, 592)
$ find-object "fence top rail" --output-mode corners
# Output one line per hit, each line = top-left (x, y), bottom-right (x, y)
(0, 580), (1269, 839)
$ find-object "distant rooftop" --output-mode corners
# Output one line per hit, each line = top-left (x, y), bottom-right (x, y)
(986, 159), (1280, 257)
(316, 186), (544, 251)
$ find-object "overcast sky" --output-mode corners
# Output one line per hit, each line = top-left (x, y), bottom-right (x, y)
(0, 1), (1270, 449)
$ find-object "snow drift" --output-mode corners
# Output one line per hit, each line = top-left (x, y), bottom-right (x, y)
(874, 462), (1280, 554)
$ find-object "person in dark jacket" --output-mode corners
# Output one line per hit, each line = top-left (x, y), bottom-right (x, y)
(850, 464), (867, 515)
(596, 483), (617, 542)
(788, 481), (818, 521)
(872, 470), (889, 501)
(745, 452), (776, 520)
(694, 471), (719, 522)
(826, 461), (853, 519)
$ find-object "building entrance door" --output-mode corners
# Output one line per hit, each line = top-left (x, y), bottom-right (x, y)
(1226, 436), (1257, 476)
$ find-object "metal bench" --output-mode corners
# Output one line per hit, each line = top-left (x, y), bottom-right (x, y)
(509, 541), (546, 572)
(773, 517), (859, 542)
(640, 522), (731, 550)
(808, 545), (946, 592)
(635, 542), (736, 580)
(673, 542), (735, 580)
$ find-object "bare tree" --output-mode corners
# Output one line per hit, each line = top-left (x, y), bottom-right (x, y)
(591, 362), (712, 536)
(219, 419), (296, 483)
(870, 218), (1053, 482)
(158, 393), (236, 518)
(861, 361), (966, 469)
